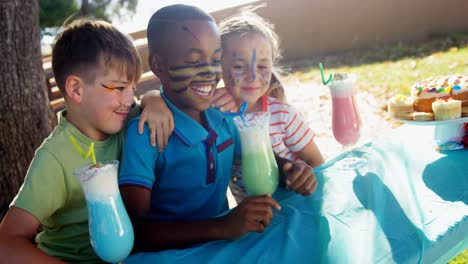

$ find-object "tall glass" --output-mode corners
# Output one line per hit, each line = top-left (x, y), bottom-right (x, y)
(328, 74), (367, 169)
(74, 160), (134, 263)
(233, 112), (279, 196)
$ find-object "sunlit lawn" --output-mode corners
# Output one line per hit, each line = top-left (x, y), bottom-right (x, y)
(449, 249), (468, 264)
(289, 33), (468, 101)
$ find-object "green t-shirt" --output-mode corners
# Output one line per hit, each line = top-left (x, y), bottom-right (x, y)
(11, 111), (126, 263)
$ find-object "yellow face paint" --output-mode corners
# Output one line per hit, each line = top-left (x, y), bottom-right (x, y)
(167, 63), (222, 91)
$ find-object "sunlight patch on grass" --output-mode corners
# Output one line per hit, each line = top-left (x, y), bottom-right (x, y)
(298, 46), (468, 99)
(449, 249), (468, 264)
(289, 33), (468, 104)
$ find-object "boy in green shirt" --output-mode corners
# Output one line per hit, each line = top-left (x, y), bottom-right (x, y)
(0, 19), (150, 263)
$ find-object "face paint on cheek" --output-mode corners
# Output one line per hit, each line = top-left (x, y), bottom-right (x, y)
(167, 64), (222, 92)
(226, 72), (235, 86)
(261, 73), (270, 87)
(171, 84), (189, 93)
(233, 72), (243, 85)
(166, 67), (194, 92)
(251, 48), (257, 80)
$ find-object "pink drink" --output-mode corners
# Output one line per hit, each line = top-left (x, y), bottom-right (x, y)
(332, 96), (361, 146)
(329, 74), (361, 146)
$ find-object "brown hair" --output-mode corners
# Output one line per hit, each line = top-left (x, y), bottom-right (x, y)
(218, 7), (286, 102)
(52, 18), (141, 95)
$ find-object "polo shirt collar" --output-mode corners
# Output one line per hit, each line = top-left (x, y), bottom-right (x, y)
(161, 91), (225, 146)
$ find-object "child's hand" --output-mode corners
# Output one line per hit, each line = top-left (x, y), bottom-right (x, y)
(221, 194), (281, 239)
(139, 91), (174, 152)
(211, 88), (239, 112)
(282, 160), (317, 195)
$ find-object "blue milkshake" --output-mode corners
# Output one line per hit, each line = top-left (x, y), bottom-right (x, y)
(75, 160), (134, 263)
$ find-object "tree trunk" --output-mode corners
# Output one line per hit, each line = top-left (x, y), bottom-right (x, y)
(0, 0), (56, 220)
(81, 0), (89, 15)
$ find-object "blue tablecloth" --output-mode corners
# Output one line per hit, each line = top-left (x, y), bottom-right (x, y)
(126, 125), (468, 264)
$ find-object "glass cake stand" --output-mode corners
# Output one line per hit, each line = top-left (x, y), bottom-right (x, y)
(394, 117), (468, 150)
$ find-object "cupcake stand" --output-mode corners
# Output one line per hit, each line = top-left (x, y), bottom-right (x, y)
(396, 117), (468, 150)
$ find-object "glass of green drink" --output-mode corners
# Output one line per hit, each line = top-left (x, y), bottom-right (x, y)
(233, 112), (279, 196)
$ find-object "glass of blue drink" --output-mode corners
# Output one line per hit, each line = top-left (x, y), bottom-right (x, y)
(74, 160), (134, 263)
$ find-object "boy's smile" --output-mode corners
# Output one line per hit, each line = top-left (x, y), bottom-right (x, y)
(152, 20), (221, 122)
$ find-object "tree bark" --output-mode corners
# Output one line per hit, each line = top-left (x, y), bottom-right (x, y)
(81, 0), (89, 15)
(0, 0), (56, 220)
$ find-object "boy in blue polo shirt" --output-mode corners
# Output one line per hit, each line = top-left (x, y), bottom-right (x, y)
(119, 4), (316, 252)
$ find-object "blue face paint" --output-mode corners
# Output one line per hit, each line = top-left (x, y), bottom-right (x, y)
(251, 48), (257, 80)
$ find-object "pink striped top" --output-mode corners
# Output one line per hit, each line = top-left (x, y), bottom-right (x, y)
(263, 96), (315, 161)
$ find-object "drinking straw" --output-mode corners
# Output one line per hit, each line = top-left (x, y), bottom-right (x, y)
(319, 63), (333, 85)
(222, 101), (248, 126)
(69, 135), (97, 165)
(239, 102), (247, 123)
(222, 101), (248, 117)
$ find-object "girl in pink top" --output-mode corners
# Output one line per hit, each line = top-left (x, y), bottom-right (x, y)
(214, 9), (324, 202)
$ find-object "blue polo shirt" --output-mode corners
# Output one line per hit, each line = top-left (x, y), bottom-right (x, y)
(119, 93), (241, 221)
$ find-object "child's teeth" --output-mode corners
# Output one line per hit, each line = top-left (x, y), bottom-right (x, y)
(192, 85), (212, 96)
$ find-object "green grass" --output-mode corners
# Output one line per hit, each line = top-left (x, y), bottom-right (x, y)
(449, 249), (468, 264)
(286, 33), (468, 263)
(288, 33), (468, 100)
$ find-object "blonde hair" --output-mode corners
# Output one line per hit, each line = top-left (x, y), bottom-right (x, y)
(218, 7), (286, 102)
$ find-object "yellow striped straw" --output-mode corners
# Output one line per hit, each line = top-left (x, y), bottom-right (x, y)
(68, 135), (97, 165)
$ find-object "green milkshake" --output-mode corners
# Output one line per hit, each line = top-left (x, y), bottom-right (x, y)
(234, 112), (279, 196)
(241, 149), (279, 195)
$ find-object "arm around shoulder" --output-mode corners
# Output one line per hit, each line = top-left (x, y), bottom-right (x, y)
(138, 90), (174, 151)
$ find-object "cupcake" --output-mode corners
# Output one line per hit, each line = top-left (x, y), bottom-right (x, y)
(388, 94), (414, 120)
(432, 98), (461, 121)
(410, 76), (452, 112)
